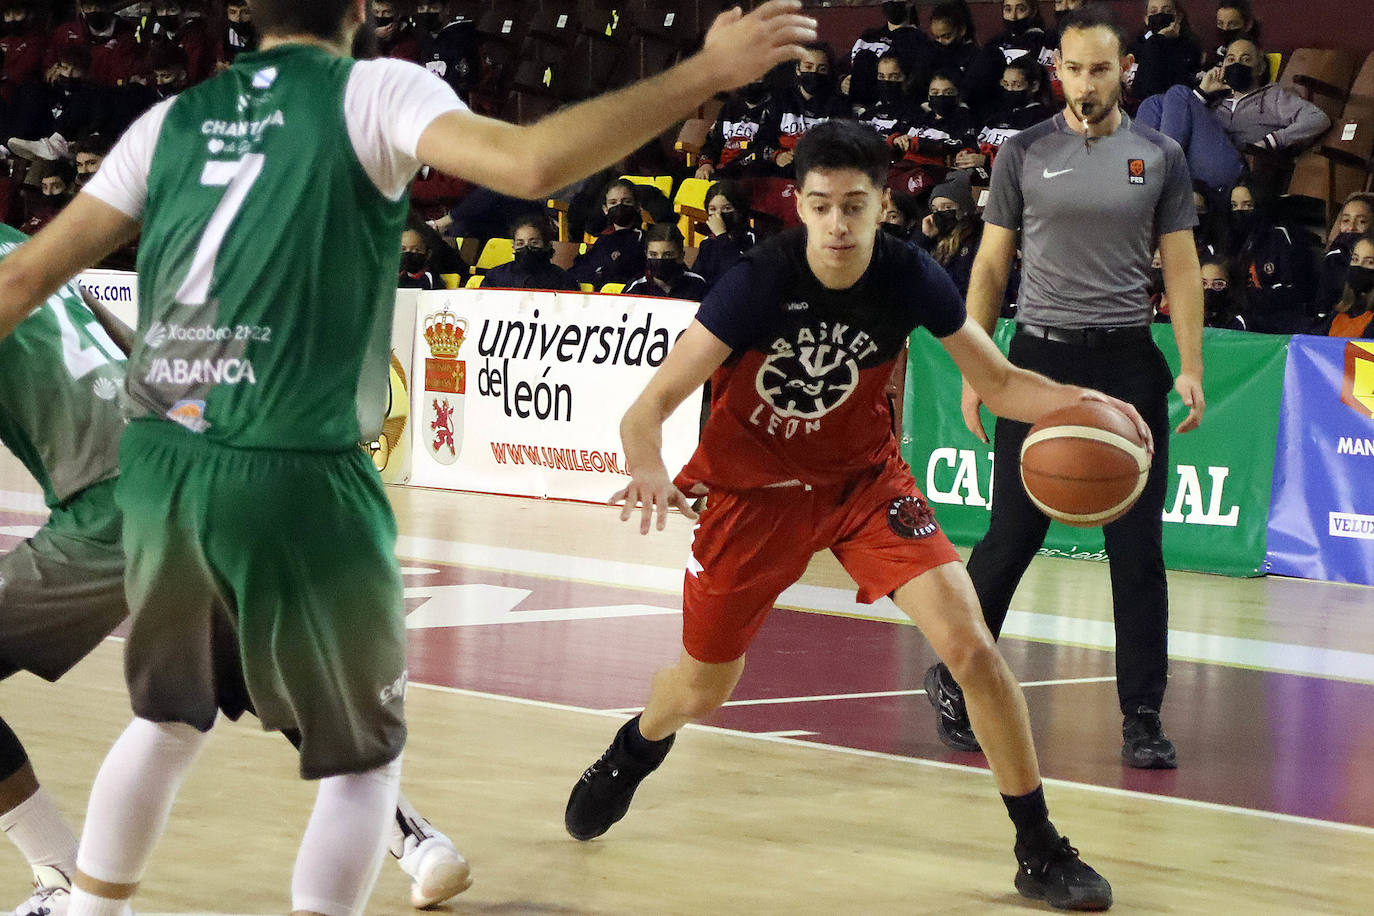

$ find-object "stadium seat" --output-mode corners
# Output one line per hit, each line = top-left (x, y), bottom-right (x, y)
(674, 177), (714, 244)
(620, 174), (673, 198)
(600, 282), (626, 294)
(675, 118), (712, 167)
(552, 240), (581, 270)
(1323, 52), (1374, 169)
(476, 238), (514, 271)
(578, 282), (595, 292)
(526, 1), (579, 47)
(441, 273), (465, 290)
(465, 274), (485, 288)
(1279, 49), (1361, 124)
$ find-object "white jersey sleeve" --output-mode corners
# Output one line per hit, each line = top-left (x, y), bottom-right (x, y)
(81, 97), (177, 220)
(345, 58), (469, 201)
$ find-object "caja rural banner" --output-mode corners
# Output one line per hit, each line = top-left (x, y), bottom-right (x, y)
(409, 288), (702, 502)
(901, 322), (1287, 577)
(1266, 338), (1374, 585)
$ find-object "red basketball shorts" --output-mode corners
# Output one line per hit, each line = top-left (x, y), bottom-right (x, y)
(681, 458), (961, 663)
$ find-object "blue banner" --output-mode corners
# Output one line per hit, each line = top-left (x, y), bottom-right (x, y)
(1266, 337), (1374, 585)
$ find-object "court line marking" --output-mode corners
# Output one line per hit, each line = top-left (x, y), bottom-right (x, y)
(600, 676), (1119, 713)
(408, 679), (1374, 838)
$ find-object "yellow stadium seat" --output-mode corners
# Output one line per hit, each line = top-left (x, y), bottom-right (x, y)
(578, 283), (595, 293)
(620, 174), (673, 197)
(440, 273), (464, 290)
(674, 177), (715, 245)
(1267, 52), (1282, 84)
(476, 238), (514, 271)
(599, 282), (626, 294)
(465, 274), (485, 289)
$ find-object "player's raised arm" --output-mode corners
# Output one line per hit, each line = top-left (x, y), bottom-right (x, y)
(612, 320), (731, 535)
(0, 196), (139, 342)
(416, 1), (817, 200)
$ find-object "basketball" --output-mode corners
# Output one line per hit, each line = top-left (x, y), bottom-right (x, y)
(1019, 401), (1151, 528)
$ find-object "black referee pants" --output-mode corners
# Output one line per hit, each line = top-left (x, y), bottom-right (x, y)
(965, 328), (1174, 716)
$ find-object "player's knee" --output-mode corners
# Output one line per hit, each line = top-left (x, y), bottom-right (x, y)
(677, 682), (731, 720)
(0, 716), (29, 781)
(941, 635), (1002, 689)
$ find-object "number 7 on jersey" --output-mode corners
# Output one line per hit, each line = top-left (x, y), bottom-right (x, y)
(176, 153), (266, 306)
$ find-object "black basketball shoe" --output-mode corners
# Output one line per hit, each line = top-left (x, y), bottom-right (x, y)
(924, 662), (982, 752)
(1014, 835), (1114, 911)
(565, 716), (674, 840)
(1121, 706), (1177, 769)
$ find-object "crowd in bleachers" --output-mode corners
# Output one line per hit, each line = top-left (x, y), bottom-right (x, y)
(4, 2), (1370, 339)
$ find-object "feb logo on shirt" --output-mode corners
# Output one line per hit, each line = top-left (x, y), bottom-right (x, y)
(1127, 158), (1146, 185)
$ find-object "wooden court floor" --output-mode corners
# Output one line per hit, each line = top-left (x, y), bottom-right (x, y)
(0, 457), (1371, 914)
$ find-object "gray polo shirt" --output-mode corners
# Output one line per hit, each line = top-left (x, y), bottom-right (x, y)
(984, 111), (1196, 329)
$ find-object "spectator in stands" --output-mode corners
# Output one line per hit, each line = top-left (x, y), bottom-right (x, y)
(925, 2), (979, 87)
(855, 52), (922, 136)
(1315, 193), (1374, 318)
(1039, 0), (1086, 101)
(1229, 180), (1318, 333)
(1138, 37), (1328, 193)
(695, 79), (772, 181)
(1314, 234), (1374, 339)
(880, 192), (921, 241)
(6, 46), (103, 162)
(420, 12), (481, 104)
(964, 0), (1051, 117)
(71, 130), (109, 188)
(46, 1), (139, 87)
(412, 1), (446, 37)
(18, 158), (73, 235)
(959, 59), (1052, 181)
(894, 70), (978, 173)
(398, 226), (440, 291)
(145, 44), (190, 101)
(752, 42), (847, 178)
(0, 1), (47, 102)
(219, 0), (255, 67)
(141, 2), (214, 85)
(1127, 0), (1202, 107)
(1199, 257), (1247, 329)
(623, 224), (708, 302)
(847, 1), (931, 110)
(483, 215), (580, 292)
(693, 180), (756, 287)
(373, 0), (421, 61)
(1209, 0), (1257, 70)
(569, 178), (648, 287)
(917, 170), (980, 297)
(1190, 181), (1227, 260)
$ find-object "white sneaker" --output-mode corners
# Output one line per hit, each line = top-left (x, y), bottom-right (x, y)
(13, 866), (70, 916)
(394, 829), (472, 909)
(5, 134), (70, 162)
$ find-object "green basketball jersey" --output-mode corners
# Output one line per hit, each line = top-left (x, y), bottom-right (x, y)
(0, 224), (127, 507)
(130, 45), (409, 450)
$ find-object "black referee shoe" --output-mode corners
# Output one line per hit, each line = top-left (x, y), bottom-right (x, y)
(924, 662), (982, 752)
(1122, 706), (1177, 769)
(565, 716), (674, 841)
(1014, 835), (1114, 911)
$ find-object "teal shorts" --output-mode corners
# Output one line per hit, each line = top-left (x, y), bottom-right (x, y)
(117, 420), (406, 779)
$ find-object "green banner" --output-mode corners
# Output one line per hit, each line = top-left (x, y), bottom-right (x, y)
(901, 321), (1288, 577)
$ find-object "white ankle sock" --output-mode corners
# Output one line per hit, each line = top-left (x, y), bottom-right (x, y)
(292, 757), (402, 916)
(0, 787), (78, 878)
(75, 717), (211, 886)
(67, 887), (133, 916)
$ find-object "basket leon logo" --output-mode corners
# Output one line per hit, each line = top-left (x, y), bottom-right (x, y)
(1341, 341), (1374, 420)
(422, 309), (467, 465)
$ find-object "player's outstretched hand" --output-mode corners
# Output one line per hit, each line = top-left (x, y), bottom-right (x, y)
(1173, 371), (1205, 434)
(1076, 389), (1156, 460)
(701, 1), (818, 91)
(960, 379), (989, 444)
(610, 470), (699, 535)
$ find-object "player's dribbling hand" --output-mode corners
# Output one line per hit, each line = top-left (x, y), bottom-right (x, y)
(701, 1), (818, 91)
(1173, 371), (1205, 434)
(960, 379), (989, 444)
(1076, 389), (1156, 460)
(610, 470), (699, 535)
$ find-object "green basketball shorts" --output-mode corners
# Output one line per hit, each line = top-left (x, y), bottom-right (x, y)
(117, 420), (407, 779)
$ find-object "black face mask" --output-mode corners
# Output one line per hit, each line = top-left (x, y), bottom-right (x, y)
(882, 1), (909, 26)
(1002, 88), (1031, 109)
(720, 211), (749, 237)
(1147, 13), (1176, 34)
(1004, 16), (1032, 37)
(880, 221), (907, 237)
(1224, 62), (1256, 92)
(932, 209), (960, 236)
(742, 82), (769, 107)
(84, 11), (114, 33)
(875, 82), (903, 105)
(1348, 265), (1374, 295)
(0, 20), (23, 36)
(607, 202), (639, 229)
(1331, 231), (1362, 253)
(1231, 210), (1256, 235)
(797, 71), (829, 96)
(647, 257), (684, 284)
(1216, 27), (1244, 49)
(400, 251), (426, 274)
(929, 95), (959, 118)
(1203, 288), (1229, 315)
(416, 12), (442, 32)
(375, 15), (394, 29)
(53, 75), (81, 93)
(514, 244), (554, 265)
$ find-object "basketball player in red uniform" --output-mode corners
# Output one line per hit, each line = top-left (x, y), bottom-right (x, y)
(564, 120), (1150, 911)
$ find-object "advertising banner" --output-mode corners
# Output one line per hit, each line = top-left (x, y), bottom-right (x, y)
(77, 269), (138, 329)
(409, 288), (702, 502)
(1266, 337), (1374, 585)
(368, 289), (421, 485)
(902, 322), (1287, 576)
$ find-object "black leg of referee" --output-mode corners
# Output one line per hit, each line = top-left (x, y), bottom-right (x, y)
(966, 331), (1172, 716)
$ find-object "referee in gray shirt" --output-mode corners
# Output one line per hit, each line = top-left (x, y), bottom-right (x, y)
(924, 6), (1205, 771)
